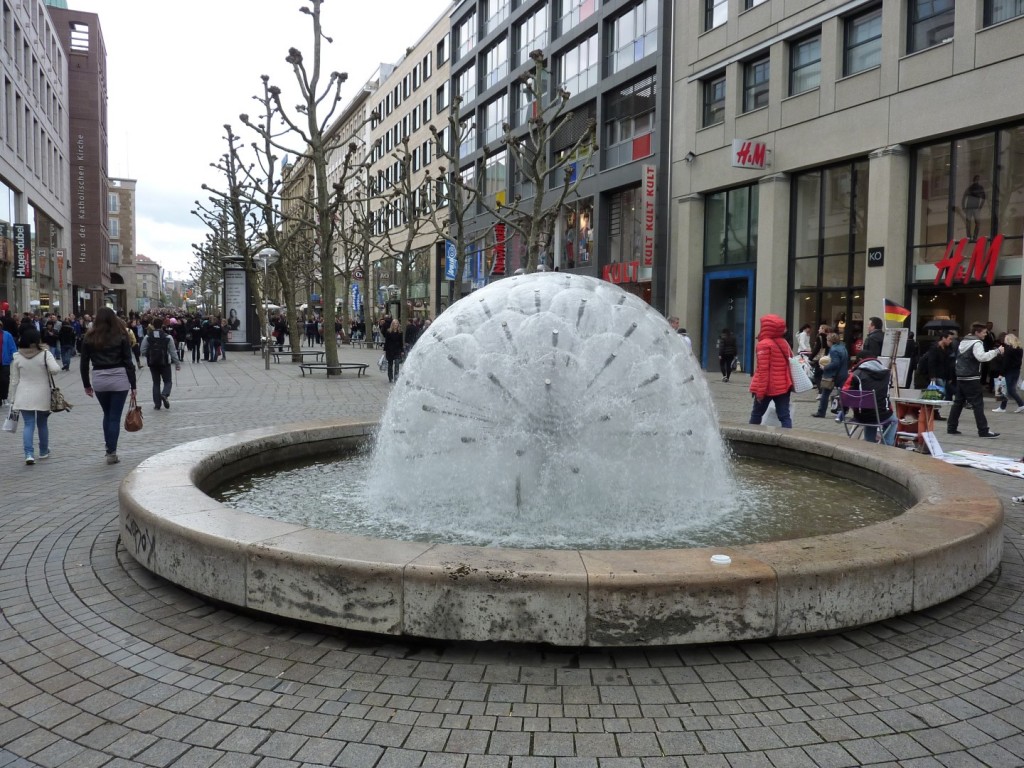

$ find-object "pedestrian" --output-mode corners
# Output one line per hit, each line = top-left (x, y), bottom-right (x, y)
(947, 321), (1003, 438)
(404, 316), (420, 353)
(717, 328), (737, 382)
(812, 333), (848, 418)
(0, 323), (15, 405)
(80, 307), (137, 465)
(748, 314), (795, 428)
(140, 319), (181, 410)
(186, 315), (202, 363)
(918, 330), (956, 420)
(9, 328), (61, 464)
(861, 316), (885, 358)
(992, 333), (1024, 413)
(795, 323), (813, 356)
(844, 356), (897, 445)
(384, 319), (404, 384)
(57, 319), (76, 370)
(208, 318), (223, 362)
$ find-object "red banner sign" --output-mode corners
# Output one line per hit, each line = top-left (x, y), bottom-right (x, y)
(642, 164), (656, 268)
(491, 223), (506, 276)
(934, 235), (1003, 287)
(602, 261), (640, 284)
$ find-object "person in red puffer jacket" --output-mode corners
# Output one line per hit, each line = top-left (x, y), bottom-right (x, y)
(749, 313), (795, 428)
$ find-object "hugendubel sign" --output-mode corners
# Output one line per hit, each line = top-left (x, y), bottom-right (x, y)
(934, 234), (1003, 287)
(13, 223), (31, 279)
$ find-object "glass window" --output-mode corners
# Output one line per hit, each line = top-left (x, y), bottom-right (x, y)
(516, 4), (549, 67)
(485, 0), (511, 34)
(908, 0), (954, 54)
(844, 6), (882, 76)
(558, 34), (599, 96)
(107, 192), (119, 213)
(109, 242), (120, 264)
(456, 64), (477, 105)
(455, 12), (477, 61)
(482, 94), (509, 146)
(997, 125), (1024, 246)
(745, 0), (768, 7)
(954, 134), (996, 242)
(705, 0), (727, 30)
(483, 150), (508, 202)
(703, 74), (725, 127)
(108, 218), (119, 239)
(704, 185), (759, 267)
(483, 38), (509, 90)
(437, 81), (449, 111)
(459, 117), (477, 158)
(459, 163), (477, 211)
(743, 56), (769, 112)
(789, 35), (820, 95)
(986, 0), (1024, 25)
(558, 0), (597, 35)
(604, 74), (656, 169)
(437, 33), (450, 65)
(560, 198), (594, 267)
(607, 0), (659, 75)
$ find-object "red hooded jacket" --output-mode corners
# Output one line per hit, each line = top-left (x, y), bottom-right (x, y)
(749, 314), (795, 399)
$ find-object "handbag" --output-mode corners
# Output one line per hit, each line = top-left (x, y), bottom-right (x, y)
(789, 355), (814, 393)
(46, 353), (72, 412)
(2, 405), (17, 433)
(819, 377), (835, 391)
(124, 393), (143, 432)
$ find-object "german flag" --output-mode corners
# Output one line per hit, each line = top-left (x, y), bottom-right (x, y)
(884, 298), (911, 324)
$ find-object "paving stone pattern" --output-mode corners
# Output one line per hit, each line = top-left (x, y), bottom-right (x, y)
(0, 348), (1022, 767)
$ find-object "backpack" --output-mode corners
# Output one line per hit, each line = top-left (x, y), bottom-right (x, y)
(146, 332), (170, 366)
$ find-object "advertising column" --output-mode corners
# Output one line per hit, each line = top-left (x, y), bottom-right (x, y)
(223, 265), (250, 352)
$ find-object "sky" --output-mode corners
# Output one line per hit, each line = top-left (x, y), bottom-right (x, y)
(70, 0), (454, 281)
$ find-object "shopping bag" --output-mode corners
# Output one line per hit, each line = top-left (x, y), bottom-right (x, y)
(2, 406), (18, 433)
(760, 400), (781, 426)
(994, 375), (1007, 398)
(789, 356), (814, 393)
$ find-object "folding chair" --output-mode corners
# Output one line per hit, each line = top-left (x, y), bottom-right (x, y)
(838, 388), (888, 442)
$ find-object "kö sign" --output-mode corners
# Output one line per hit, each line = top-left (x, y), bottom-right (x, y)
(934, 234), (1003, 287)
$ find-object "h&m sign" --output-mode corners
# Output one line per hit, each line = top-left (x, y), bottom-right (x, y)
(934, 234), (1003, 287)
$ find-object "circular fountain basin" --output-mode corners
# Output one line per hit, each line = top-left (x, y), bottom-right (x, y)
(119, 420), (1003, 646)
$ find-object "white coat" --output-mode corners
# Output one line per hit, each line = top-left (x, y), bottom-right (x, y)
(10, 347), (61, 413)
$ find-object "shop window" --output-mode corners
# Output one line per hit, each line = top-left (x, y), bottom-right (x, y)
(743, 56), (769, 113)
(985, 0), (1024, 25)
(604, 73), (656, 169)
(560, 198), (594, 267)
(908, 0), (954, 54)
(789, 34), (820, 95)
(607, 0), (658, 75)
(608, 186), (644, 264)
(844, 6), (882, 76)
(702, 73), (725, 127)
(705, 0), (727, 31)
(704, 184), (759, 267)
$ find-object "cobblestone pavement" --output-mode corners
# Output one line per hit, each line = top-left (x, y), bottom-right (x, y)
(0, 347), (1021, 767)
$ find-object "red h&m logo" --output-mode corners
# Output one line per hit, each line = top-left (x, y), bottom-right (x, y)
(933, 235), (1003, 287)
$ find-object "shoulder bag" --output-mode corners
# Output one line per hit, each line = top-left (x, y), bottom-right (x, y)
(46, 352), (73, 412)
(124, 393), (143, 432)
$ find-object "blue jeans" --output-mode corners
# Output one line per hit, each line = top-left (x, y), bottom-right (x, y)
(95, 390), (129, 454)
(21, 410), (50, 457)
(999, 368), (1024, 408)
(862, 413), (898, 446)
(150, 364), (172, 406)
(749, 393), (793, 428)
(60, 345), (73, 370)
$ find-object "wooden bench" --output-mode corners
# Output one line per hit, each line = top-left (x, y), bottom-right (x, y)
(299, 362), (369, 377)
(272, 350), (325, 364)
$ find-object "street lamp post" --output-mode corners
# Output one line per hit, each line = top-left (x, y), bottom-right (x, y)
(203, 288), (213, 315)
(256, 248), (279, 371)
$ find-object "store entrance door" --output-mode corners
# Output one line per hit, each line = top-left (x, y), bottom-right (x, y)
(703, 270), (754, 373)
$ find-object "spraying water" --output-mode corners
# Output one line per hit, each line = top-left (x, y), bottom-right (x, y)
(365, 273), (735, 548)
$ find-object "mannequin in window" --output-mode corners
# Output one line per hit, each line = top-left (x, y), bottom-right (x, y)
(962, 175), (986, 241)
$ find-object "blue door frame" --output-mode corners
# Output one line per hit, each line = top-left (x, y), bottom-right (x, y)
(702, 269), (756, 373)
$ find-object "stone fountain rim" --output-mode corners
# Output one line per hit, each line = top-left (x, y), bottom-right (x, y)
(118, 419), (1003, 647)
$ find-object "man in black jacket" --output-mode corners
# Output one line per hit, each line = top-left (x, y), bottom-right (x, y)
(861, 317), (885, 358)
(947, 322), (1003, 438)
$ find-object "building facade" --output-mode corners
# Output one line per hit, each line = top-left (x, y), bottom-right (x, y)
(672, 0), (1024, 370)
(107, 176), (137, 310)
(48, 4), (110, 318)
(367, 8), (452, 319)
(0, 0), (72, 316)
(449, 0), (672, 309)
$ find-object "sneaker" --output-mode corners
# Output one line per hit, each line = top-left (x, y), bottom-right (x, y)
(947, 430), (962, 435)
(161, 396), (170, 409)
(106, 452), (119, 465)
(992, 407), (1006, 413)
(1015, 406), (1024, 414)
(25, 456), (34, 465)
(811, 413), (824, 418)
(38, 452), (49, 459)
(979, 431), (1000, 438)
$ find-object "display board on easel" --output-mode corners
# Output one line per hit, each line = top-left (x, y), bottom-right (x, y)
(880, 328), (909, 397)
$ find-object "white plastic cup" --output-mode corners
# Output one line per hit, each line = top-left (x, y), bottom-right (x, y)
(710, 554), (732, 565)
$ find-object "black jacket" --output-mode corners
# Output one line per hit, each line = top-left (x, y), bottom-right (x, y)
(384, 330), (404, 360)
(80, 338), (137, 389)
(862, 328), (885, 358)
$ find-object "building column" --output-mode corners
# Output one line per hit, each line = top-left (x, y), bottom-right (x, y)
(865, 145), (909, 318)
(669, 193), (704, 354)
(755, 173), (791, 323)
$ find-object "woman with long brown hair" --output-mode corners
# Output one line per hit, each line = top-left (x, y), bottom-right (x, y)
(80, 308), (137, 464)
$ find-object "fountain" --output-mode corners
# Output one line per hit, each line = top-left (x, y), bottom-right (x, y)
(119, 275), (1003, 646)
